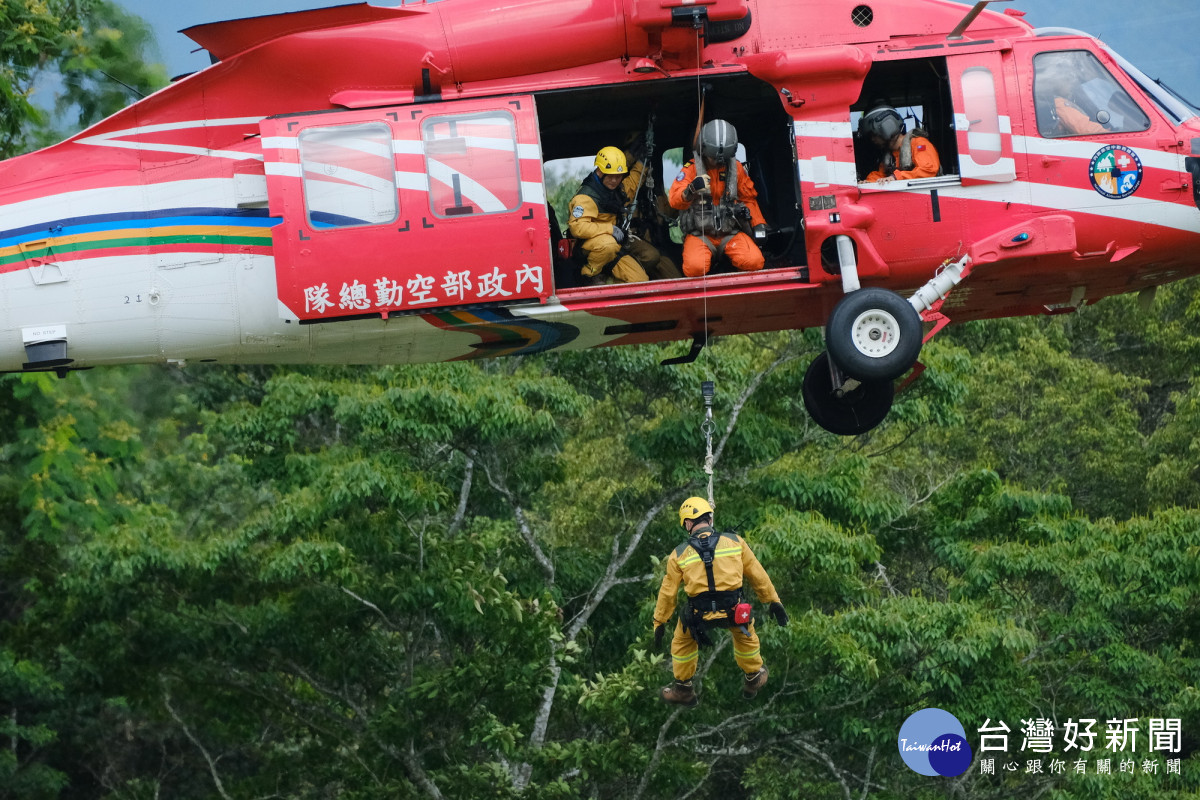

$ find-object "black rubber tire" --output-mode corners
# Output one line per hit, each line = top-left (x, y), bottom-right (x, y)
(825, 288), (923, 382)
(802, 352), (894, 436)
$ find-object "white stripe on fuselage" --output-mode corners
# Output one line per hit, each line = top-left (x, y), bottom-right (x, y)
(796, 163), (1200, 233)
(0, 179), (245, 231)
(793, 120), (1197, 234)
(1014, 135), (1183, 172)
(77, 117), (268, 161)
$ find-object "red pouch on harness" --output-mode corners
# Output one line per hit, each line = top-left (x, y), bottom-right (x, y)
(734, 602), (752, 625)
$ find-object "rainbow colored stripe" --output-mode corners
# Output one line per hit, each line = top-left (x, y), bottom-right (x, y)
(427, 307), (579, 358)
(0, 208), (280, 271)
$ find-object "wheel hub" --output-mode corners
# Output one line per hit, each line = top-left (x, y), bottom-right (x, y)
(850, 310), (900, 357)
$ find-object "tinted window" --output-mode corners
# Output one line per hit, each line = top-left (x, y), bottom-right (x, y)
(1033, 50), (1151, 138)
(423, 111), (522, 217)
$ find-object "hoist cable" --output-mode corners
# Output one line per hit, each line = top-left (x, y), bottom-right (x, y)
(701, 381), (715, 507)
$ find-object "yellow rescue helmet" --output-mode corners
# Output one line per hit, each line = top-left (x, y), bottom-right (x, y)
(594, 146), (628, 175)
(678, 496), (714, 528)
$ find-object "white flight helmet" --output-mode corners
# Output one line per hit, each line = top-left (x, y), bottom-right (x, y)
(700, 119), (738, 161)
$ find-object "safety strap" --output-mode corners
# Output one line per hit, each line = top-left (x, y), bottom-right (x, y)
(698, 233), (737, 267)
(688, 526), (720, 593)
(721, 158), (738, 207)
(889, 131), (942, 176)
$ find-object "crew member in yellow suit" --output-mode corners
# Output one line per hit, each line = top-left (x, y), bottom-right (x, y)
(653, 497), (788, 707)
(667, 119), (768, 277)
(567, 145), (680, 284)
(859, 104), (941, 183)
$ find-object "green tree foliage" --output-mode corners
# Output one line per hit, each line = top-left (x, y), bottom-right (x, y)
(0, 0), (166, 158)
(3, 323), (1198, 798)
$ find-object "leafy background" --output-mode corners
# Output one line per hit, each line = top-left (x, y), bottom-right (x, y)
(2, 2), (1199, 798)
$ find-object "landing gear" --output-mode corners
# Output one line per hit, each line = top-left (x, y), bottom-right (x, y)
(802, 254), (973, 435)
(825, 287), (923, 382)
(802, 352), (893, 436)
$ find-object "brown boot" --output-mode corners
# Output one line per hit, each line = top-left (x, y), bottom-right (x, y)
(660, 680), (699, 707)
(743, 666), (768, 699)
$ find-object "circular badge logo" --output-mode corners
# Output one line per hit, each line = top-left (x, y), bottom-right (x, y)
(898, 708), (973, 776)
(1089, 144), (1142, 199)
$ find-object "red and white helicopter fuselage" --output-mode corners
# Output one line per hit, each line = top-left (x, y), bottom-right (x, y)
(1, 0), (1197, 431)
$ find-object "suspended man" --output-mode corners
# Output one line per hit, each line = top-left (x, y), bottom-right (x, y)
(653, 497), (789, 707)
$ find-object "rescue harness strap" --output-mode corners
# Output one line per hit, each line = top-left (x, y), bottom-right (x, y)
(688, 525), (720, 594)
(681, 526), (746, 647)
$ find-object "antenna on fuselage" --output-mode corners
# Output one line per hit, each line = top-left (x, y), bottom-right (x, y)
(946, 0), (1011, 41)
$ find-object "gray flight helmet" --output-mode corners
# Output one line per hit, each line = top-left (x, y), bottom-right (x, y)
(860, 105), (904, 142)
(700, 119), (738, 160)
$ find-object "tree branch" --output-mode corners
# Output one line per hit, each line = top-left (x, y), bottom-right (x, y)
(565, 495), (671, 642)
(632, 641), (728, 800)
(472, 453), (554, 583)
(448, 455), (473, 537)
(341, 585), (396, 628)
(513, 651), (562, 792)
(162, 683), (232, 800)
(791, 736), (852, 800)
(873, 562), (899, 598)
(284, 662), (441, 798)
(712, 349), (800, 468)
(859, 745), (876, 800)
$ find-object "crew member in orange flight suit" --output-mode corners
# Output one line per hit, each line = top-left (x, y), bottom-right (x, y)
(1052, 96), (1107, 136)
(668, 119), (767, 277)
(859, 104), (941, 183)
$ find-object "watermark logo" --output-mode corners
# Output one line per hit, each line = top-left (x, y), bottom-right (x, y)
(898, 708), (973, 776)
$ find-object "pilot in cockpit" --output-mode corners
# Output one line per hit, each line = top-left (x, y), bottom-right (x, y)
(1035, 53), (1107, 137)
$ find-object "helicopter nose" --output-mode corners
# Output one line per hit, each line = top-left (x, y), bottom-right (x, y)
(1188, 155), (1200, 211)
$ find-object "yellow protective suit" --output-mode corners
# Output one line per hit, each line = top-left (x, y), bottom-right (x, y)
(652, 525), (781, 681)
(567, 161), (679, 283)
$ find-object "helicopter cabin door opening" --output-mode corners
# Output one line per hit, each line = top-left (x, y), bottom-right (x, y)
(843, 55), (971, 274)
(852, 55), (961, 187)
(534, 71), (807, 289)
(262, 96), (552, 323)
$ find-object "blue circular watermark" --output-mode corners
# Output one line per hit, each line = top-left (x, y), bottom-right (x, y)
(898, 708), (973, 776)
(1089, 144), (1143, 199)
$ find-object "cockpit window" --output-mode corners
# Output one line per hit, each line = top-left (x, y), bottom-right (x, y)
(1033, 50), (1150, 138)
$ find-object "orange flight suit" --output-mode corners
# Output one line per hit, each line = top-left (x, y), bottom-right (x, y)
(668, 159), (766, 277)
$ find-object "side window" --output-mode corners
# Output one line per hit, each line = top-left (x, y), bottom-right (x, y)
(1033, 50), (1151, 138)
(422, 111), (522, 217)
(961, 67), (1001, 166)
(298, 123), (398, 229)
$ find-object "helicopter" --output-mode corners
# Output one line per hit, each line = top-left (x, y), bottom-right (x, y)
(1, 0), (1198, 434)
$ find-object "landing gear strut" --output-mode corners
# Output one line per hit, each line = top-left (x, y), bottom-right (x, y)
(806, 243), (972, 436)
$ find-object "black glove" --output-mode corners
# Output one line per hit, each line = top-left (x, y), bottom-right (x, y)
(627, 139), (647, 164)
(654, 624), (666, 648)
(753, 224), (767, 241)
(687, 175), (710, 196)
(734, 204), (752, 221)
(769, 602), (789, 627)
(612, 226), (625, 243)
